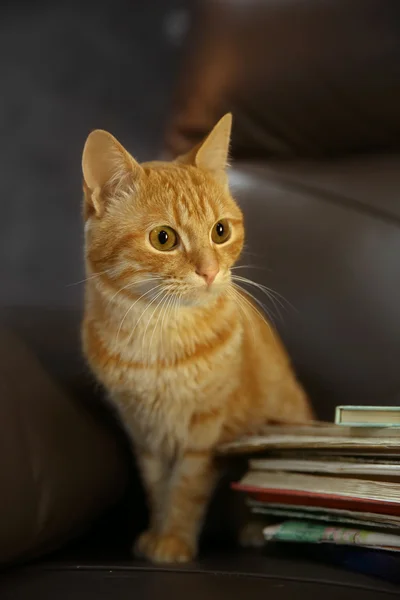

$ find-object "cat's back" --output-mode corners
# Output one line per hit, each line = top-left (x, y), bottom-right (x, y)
(219, 290), (313, 439)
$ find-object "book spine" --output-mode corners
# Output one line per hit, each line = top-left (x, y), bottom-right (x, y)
(251, 506), (399, 531)
(263, 521), (400, 548)
(335, 405), (400, 427)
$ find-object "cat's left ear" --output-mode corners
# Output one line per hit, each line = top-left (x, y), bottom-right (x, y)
(177, 113), (232, 186)
(82, 129), (143, 217)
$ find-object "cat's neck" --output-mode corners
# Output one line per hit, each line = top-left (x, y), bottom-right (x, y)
(86, 279), (232, 334)
(84, 276), (245, 368)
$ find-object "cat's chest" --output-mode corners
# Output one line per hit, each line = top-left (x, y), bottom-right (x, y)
(101, 322), (240, 449)
(114, 372), (194, 451)
(112, 340), (238, 408)
(85, 302), (242, 448)
(101, 307), (241, 392)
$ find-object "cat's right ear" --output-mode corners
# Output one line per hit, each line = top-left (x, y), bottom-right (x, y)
(175, 113), (232, 188)
(82, 130), (143, 217)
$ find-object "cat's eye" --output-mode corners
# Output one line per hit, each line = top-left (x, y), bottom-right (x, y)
(211, 219), (231, 244)
(149, 226), (178, 251)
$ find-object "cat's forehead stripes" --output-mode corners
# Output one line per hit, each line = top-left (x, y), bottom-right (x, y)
(143, 165), (222, 227)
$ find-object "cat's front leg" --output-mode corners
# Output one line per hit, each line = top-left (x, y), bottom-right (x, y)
(133, 448), (171, 558)
(138, 448), (218, 564)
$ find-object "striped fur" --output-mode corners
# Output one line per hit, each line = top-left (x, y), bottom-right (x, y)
(81, 115), (314, 564)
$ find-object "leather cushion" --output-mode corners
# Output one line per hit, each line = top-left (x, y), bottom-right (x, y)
(166, 0), (400, 159)
(228, 156), (400, 418)
(0, 326), (128, 565)
(2, 551), (399, 599)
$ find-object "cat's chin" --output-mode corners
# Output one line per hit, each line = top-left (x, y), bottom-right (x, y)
(178, 286), (225, 307)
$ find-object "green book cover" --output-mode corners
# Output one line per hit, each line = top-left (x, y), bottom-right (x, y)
(335, 405), (400, 427)
(263, 520), (400, 549)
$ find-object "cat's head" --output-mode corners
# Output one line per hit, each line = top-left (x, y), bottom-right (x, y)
(82, 114), (244, 306)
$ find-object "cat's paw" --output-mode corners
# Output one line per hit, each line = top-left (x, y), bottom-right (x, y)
(238, 520), (266, 549)
(133, 530), (159, 559)
(134, 531), (195, 564)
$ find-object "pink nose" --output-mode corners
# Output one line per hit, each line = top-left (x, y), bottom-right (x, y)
(196, 266), (219, 286)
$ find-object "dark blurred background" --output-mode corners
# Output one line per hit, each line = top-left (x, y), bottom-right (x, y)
(2, 0), (400, 412)
(0, 0), (192, 309)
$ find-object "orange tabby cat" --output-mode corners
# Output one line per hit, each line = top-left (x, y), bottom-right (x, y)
(81, 114), (314, 564)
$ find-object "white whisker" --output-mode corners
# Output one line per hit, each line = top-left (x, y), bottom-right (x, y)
(231, 283), (276, 342)
(232, 274), (291, 307)
(228, 287), (257, 342)
(160, 292), (176, 357)
(115, 283), (164, 346)
(143, 289), (170, 363)
(230, 265), (265, 271)
(233, 282), (272, 321)
(66, 270), (110, 287)
(174, 291), (182, 323)
(147, 292), (170, 364)
(126, 286), (170, 350)
(231, 274), (295, 322)
(108, 276), (163, 306)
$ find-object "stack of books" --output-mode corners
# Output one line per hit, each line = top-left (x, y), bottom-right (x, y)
(218, 406), (400, 555)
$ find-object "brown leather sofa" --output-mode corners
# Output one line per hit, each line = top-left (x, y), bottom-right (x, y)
(2, 0), (400, 597)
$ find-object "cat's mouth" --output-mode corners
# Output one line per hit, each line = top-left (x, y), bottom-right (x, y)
(128, 271), (231, 307)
